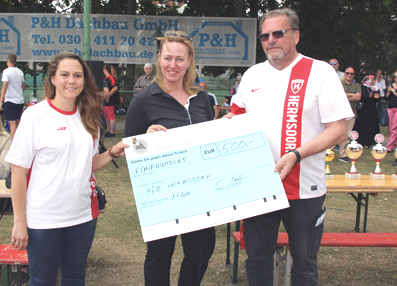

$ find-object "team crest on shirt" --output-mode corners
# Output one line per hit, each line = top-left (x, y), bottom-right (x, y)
(291, 79), (304, 94)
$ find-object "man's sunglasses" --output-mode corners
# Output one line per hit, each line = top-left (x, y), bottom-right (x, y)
(258, 28), (295, 42)
(330, 62), (338, 66)
(345, 72), (355, 75)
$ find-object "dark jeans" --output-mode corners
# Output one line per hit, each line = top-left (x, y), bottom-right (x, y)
(27, 219), (97, 286)
(244, 195), (325, 286)
(144, 227), (215, 286)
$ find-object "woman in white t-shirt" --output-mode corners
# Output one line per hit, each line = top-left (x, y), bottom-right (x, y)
(6, 52), (128, 285)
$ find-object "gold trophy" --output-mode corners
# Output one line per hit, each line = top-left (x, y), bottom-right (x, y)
(370, 133), (387, 180)
(393, 147), (397, 179)
(345, 131), (363, 179)
(325, 149), (334, 179)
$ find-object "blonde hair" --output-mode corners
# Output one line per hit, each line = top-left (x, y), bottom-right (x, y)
(104, 64), (118, 80)
(44, 52), (102, 138)
(155, 30), (200, 95)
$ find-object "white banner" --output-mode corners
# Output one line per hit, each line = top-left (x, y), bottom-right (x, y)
(0, 13), (257, 66)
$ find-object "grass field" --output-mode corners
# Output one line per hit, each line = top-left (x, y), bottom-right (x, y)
(0, 116), (396, 285)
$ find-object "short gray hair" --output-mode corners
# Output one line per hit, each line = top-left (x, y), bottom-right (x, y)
(259, 8), (299, 33)
(144, 63), (152, 69)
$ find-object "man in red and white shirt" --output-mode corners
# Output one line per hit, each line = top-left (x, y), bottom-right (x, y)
(228, 8), (353, 285)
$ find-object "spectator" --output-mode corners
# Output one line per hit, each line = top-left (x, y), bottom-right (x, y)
(339, 67), (361, 163)
(0, 123), (11, 216)
(103, 64), (119, 138)
(354, 75), (381, 148)
(199, 82), (220, 119)
(222, 96), (231, 108)
(231, 74), (242, 95)
(375, 69), (387, 98)
(0, 53), (25, 139)
(329, 58), (345, 79)
(386, 70), (397, 165)
(5, 52), (128, 285)
(0, 123), (11, 179)
(133, 63), (155, 93)
(227, 8), (352, 285)
(124, 30), (215, 286)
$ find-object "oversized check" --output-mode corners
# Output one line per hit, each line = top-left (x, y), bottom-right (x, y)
(123, 113), (289, 242)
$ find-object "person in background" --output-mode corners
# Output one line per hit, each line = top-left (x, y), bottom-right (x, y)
(375, 69), (387, 98)
(222, 96), (231, 108)
(227, 8), (352, 285)
(6, 52), (128, 285)
(231, 75), (242, 95)
(133, 63), (155, 93)
(329, 58), (345, 79)
(0, 53), (25, 139)
(354, 75), (381, 148)
(386, 70), (397, 165)
(0, 122), (11, 215)
(0, 123), (11, 179)
(103, 64), (119, 138)
(124, 30), (215, 286)
(199, 82), (220, 119)
(338, 67), (361, 163)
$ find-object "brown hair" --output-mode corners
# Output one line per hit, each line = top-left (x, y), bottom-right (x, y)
(390, 71), (397, 85)
(155, 30), (200, 95)
(7, 53), (17, 65)
(104, 64), (118, 80)
(44, 52), (102, 138)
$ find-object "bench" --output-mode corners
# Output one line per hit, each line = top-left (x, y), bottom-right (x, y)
(226, 225), (397, 285)
(0, 245), (29, 286)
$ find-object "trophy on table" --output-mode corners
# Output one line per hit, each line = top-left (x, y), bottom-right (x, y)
(325, 149), (335, 179)
(370, 133), (387, 180)
(345, 131), (363, 179)
(393, 147), (397, 179)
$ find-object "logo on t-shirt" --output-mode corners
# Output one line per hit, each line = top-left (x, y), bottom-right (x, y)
(57, 127), (67, 131)
(291, 79), (304, 94)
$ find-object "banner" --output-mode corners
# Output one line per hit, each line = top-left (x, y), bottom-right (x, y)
(0, 13), (256, 66)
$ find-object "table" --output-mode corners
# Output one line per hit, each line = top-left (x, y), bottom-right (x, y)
(326, 175), (396, 232)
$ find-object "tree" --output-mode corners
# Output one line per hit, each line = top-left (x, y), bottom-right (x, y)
(283, 0), (397, 79)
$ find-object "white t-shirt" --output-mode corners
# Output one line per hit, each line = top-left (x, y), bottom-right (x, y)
(6, 99), (99, 229)
(208, 92), (219, 105)
(375, 79), (386, 97)
(1, 67), (25, 104)
(232, 54), (354, 200)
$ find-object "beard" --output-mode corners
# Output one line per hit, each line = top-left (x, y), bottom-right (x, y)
(264, 45), (297, 68)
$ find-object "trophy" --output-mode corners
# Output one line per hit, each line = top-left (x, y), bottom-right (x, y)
(370, 133), (387, 179)
(325, 149), (335, 179)
(393, 147), (397, 179)
(345, 131), (363, 179)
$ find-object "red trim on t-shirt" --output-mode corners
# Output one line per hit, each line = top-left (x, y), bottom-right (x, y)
(230, 103), (246, 115)
(47, 99), (77, 115)
(105, 75), (116, 86)
(280, 57), (313, 200)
